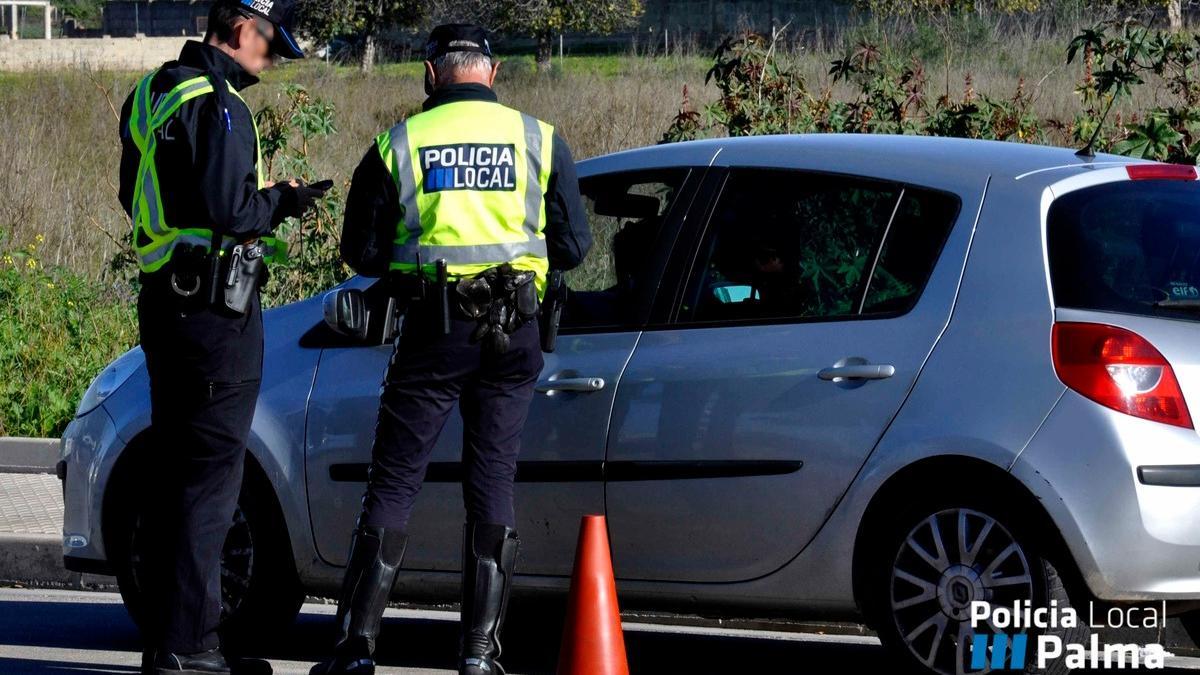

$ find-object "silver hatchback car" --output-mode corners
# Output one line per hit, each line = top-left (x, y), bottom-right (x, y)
(60, 134), (1200, 674)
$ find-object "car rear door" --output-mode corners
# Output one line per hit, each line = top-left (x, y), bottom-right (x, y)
(605, 165), (979, 583)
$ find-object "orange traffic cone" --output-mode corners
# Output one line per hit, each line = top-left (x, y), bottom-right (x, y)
(557, 514), (630, 675)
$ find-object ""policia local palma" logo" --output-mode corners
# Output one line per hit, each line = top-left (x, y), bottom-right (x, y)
(969, 600), (1169, 670)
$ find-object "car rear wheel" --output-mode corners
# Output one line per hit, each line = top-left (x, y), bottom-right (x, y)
(863, 491), (1087, 675)
(108, 467), (305, 649)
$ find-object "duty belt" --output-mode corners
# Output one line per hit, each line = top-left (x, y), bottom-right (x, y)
(454, 263), (539, 354)
(164, 238), (270, 314)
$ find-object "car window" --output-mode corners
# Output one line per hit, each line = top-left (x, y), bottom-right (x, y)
(861, 188), (961, 315)
(1048, 180), (1200, 323)
(678, 169), (959, 325)
(680, 169), (901, 323)
(563, 169), (691, 330)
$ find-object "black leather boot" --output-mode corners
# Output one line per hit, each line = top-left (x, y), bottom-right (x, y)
(154, 648), (229, 675)
(458, 522), (519, 675)
(309, 525), (409, 675)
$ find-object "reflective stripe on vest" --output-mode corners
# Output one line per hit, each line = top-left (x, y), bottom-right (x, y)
(128, 70), (274, 273)
(377, 100), (553, 297)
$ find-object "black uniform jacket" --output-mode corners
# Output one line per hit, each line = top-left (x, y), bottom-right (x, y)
(340, 83), (592, 277)
(117, 41), (292, 383)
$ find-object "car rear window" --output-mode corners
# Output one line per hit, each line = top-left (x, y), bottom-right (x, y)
(1048, 180), (1200, 322)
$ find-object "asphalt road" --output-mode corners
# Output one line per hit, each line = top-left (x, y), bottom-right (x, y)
(0, 587), (897, 674)
(4, 588), (1200, 674)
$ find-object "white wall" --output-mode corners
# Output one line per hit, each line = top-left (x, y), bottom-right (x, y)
(0, 36), (190, 71)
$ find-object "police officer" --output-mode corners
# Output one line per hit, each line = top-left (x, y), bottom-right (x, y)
(311, 23), (591, 675)
(116, 2), (325, 673)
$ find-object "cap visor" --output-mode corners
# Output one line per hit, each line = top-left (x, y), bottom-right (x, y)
(272, 25), (304, 59)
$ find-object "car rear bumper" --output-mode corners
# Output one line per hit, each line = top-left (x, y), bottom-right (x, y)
(1013, 389), (1200, 600)
(59, 405), (122, 569)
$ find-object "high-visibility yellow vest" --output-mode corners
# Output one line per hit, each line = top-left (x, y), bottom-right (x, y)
(376, 99), (553, 298)
(127, 69), (283, 273)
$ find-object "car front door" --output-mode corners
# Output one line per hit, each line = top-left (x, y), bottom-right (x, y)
(304, 165), (700, 576)
(605, 167), (973, 583)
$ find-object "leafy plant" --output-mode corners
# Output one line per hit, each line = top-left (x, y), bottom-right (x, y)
(665, 21), (1200, 164)
(255, 85), (351, 307)
(661, 84), (704, 144)
(665, 27), (1039, 144)
(1113, 112), (1185, 157)
(706, 30), (816, 136)
(1068, 19), (1200, 162)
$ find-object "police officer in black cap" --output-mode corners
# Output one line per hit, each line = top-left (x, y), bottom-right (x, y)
(310, 23), (591, 675)
(116, 1), (325, 673)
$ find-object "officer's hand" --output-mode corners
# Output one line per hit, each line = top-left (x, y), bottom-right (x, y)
(293, 179), (333, 213)
(277, 179), (332, 220)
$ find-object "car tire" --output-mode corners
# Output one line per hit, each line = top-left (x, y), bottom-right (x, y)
(108, 465), (305, 649)
(861, 488), (1089, 675)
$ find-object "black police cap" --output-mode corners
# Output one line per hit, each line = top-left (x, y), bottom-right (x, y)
(220, 0), (305, 60)
(425, 24), (493, 61)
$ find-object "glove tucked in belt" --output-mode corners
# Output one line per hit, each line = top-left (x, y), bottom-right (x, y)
(455, 263), (538, 354)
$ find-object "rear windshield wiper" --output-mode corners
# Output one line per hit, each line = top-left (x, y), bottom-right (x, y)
(1153, 299), (1200, 310)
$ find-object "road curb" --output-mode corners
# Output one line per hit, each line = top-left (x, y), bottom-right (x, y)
(0, 533), (114, 591)
(0, 437), (59, 474)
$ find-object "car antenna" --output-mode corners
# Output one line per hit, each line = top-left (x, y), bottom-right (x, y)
(1077, 93), (1118, 159)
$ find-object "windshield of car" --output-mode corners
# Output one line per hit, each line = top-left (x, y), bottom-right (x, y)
(1047, 179), (1200, 322)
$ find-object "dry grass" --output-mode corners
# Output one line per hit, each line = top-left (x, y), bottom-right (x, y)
(0, 27), (1166, 281)
(0, 56), (703, 280)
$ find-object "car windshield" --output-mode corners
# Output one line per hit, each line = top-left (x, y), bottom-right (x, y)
(1047, 179), (1200, 322)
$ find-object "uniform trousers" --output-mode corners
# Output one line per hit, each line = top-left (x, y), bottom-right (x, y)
(358, 297), (544, 531)
(137, 279), (262, 655)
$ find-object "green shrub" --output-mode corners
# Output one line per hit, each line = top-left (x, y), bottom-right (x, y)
(0, 236), (137, 437)
(664, 22), (1200, 164)
(254, 84), (353, 307)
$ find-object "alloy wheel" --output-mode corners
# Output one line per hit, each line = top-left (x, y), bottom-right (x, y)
(889, 508), (1035, 675)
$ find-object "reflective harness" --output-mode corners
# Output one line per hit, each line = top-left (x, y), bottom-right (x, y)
(128, 70), (284, 273)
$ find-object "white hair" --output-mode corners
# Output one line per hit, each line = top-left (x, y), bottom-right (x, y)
(433, 51), (494, 82)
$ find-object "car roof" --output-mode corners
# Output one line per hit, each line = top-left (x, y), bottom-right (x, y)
(578, 134), (1144, 187)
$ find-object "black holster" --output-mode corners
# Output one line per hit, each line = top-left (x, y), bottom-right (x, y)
(219, 243), (265, 315)
(539, 270), (565, 353)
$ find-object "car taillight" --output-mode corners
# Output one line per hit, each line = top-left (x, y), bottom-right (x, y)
(1052, 322), (1193, 429)
(1126, 164), (1198, 181)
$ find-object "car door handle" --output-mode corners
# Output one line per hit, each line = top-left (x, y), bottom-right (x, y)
(535, 377), (606, 393)
(818, 364), (896, 381)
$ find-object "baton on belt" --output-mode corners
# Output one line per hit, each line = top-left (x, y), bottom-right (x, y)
(436, 258), (450, 335)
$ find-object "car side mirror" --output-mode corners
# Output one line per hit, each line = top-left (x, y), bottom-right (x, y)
(323, 288), (369, 341)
